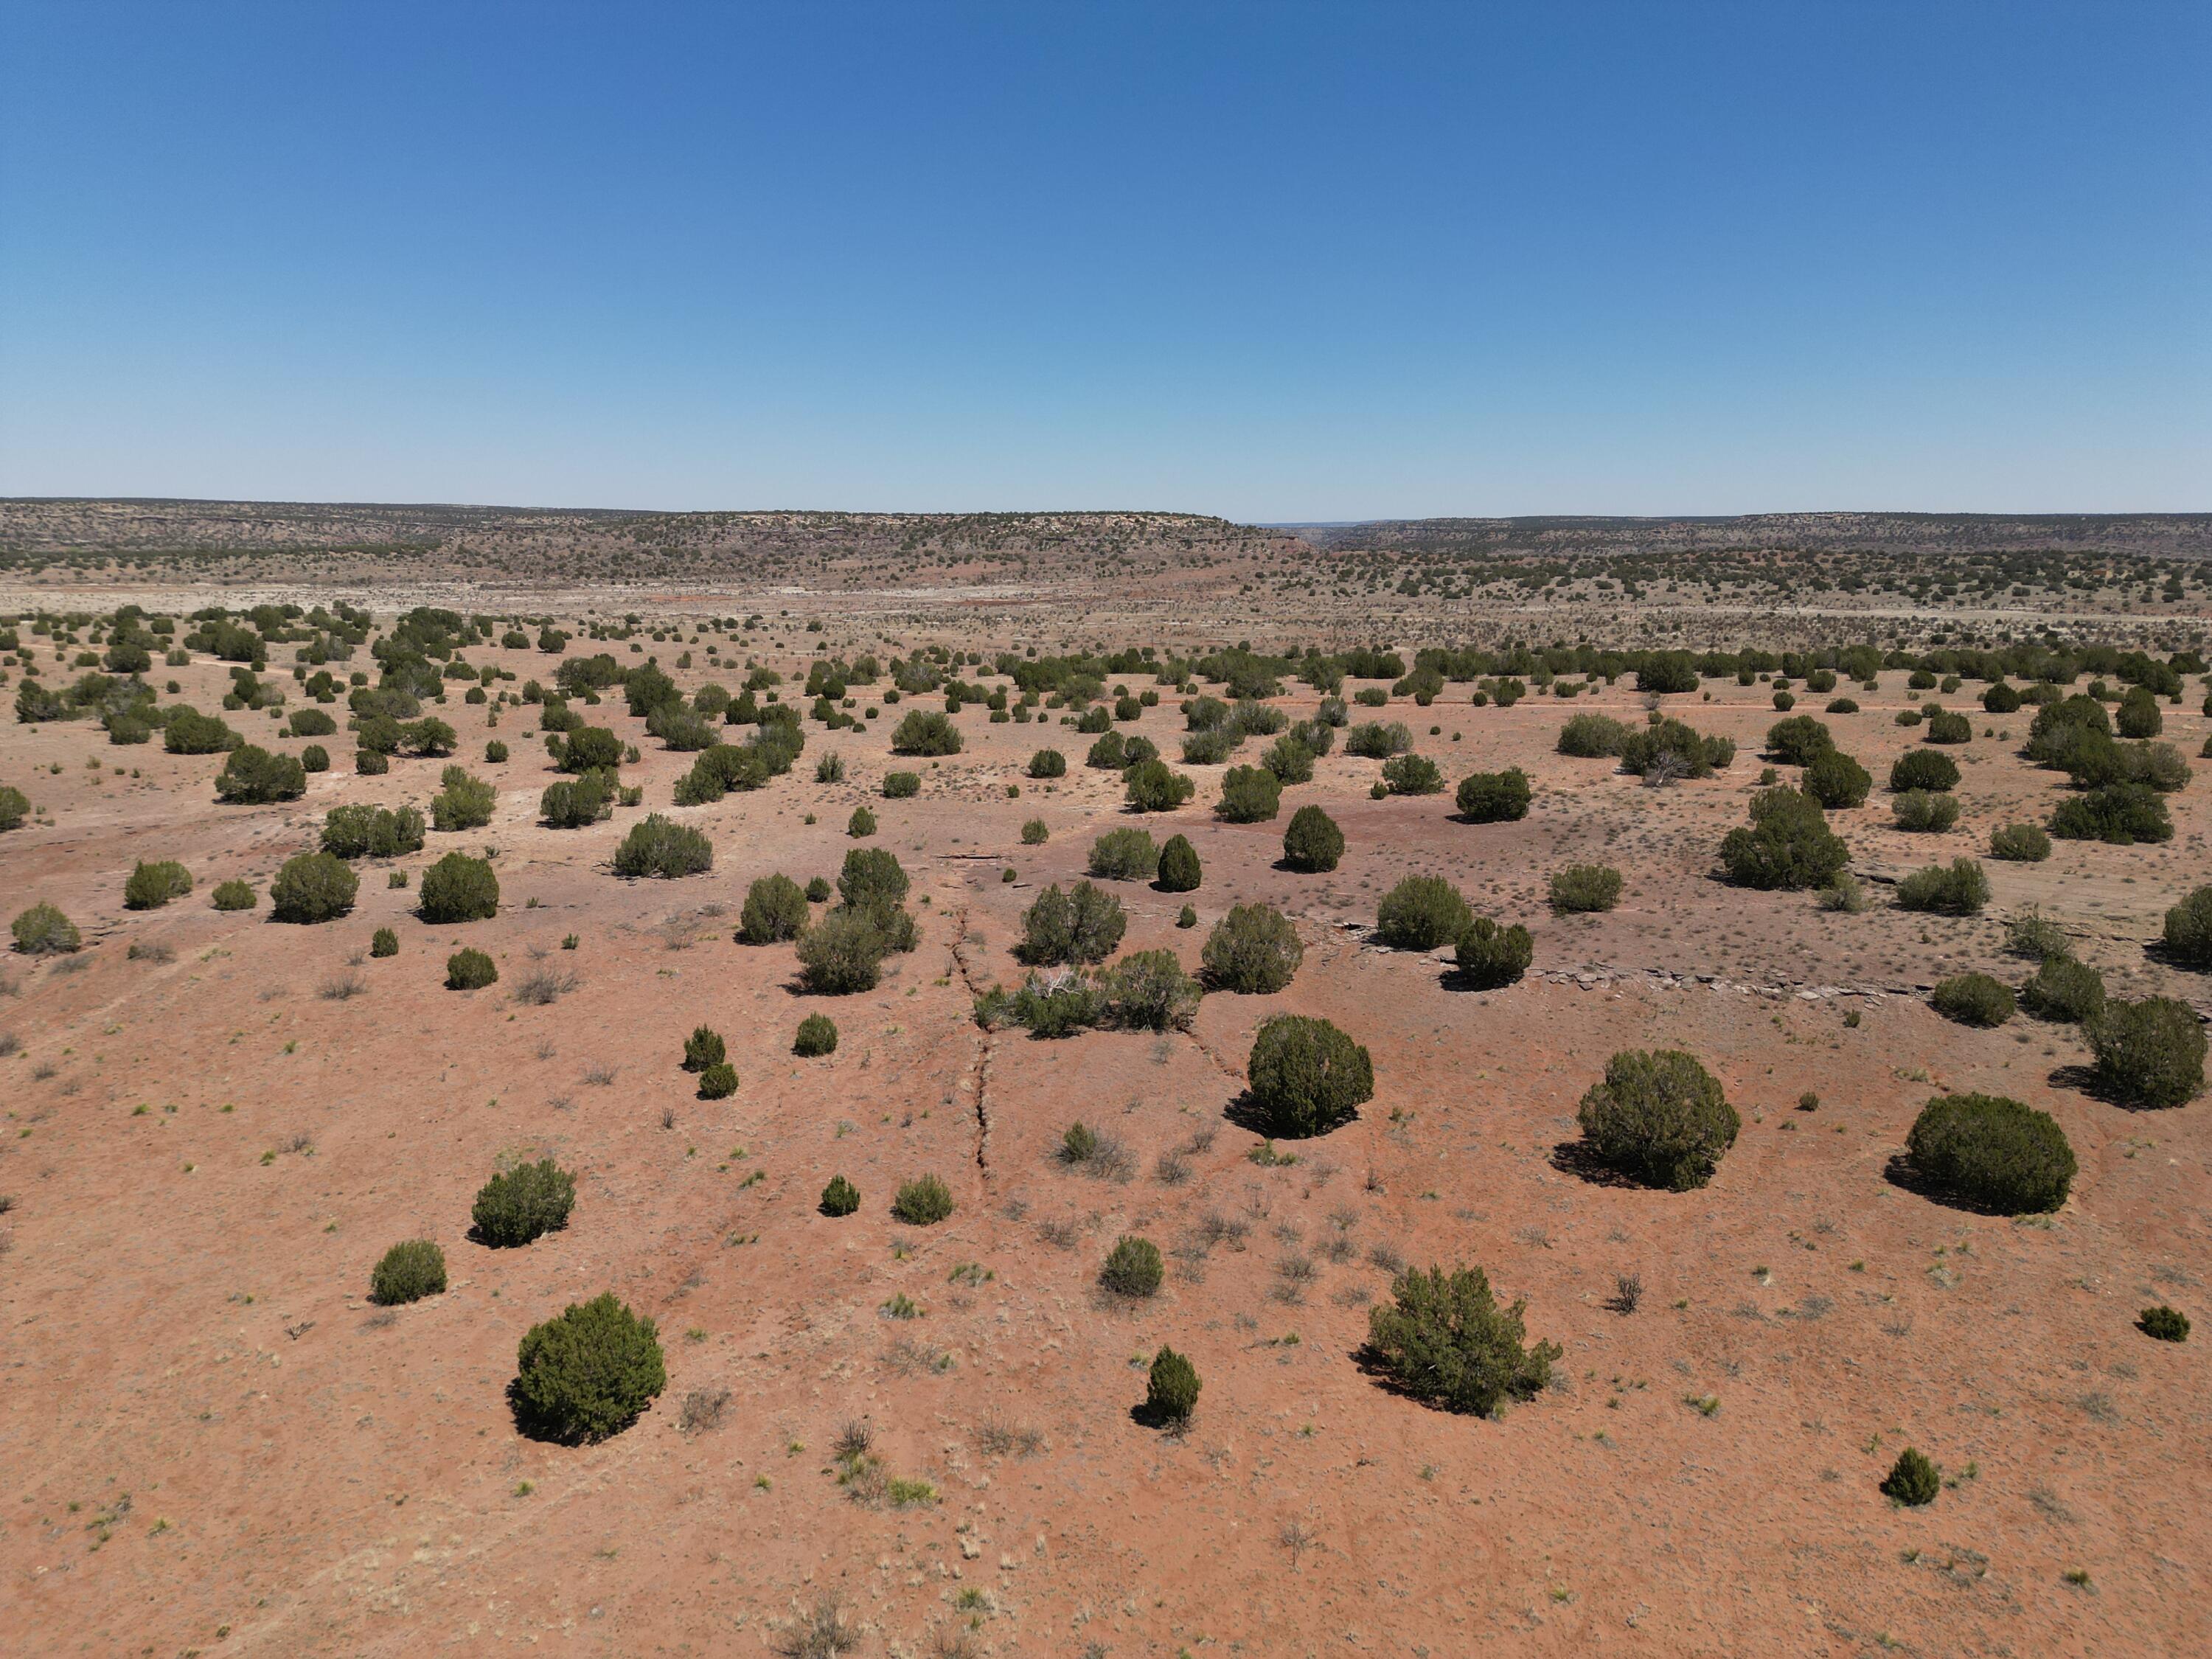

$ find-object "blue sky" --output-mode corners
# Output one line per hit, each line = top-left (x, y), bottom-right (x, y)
(1, 1), (2205, 518)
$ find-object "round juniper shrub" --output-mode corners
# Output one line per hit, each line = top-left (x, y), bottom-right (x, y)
(1088, 730), (1129, 769)
(1719, 787), (1850, 890)
(2115, 689), (2163, 739)
(846, 806), (877, 838)
(1455, 915), (1533, 989)
(613, 813), (712, 878)
(1801, 748), (1871, 809)
(796, 906), (892, 993)
(1895, 858), (1989, 916)
(835, 846), (908, 911)
(539, 771), (612, 827)
(1122, 757), (1196, 813)
(1982, 681), (2023, 714)
(1891, 789), (1960, 832)
(370, 925), (398, 958)
(1020, 818), (1048, 845)
(1989, 821), (2053, 862)
(1281, 804), (1345, 872)
(1905, 1093), (2075, 1212)
(695, 1060), (738, 1100)
(370, 1238), (448, 1306)
(1825, 697), (1860, 714)
(1201, 902), (1303, 993)
(1557, 714), (1631, 758)
(12, 901), (81, 955)
(2163, 883), (2212, 969)
(1923, 709), (1972, 744)
(1548, 863), (1623, 914)
(420, 852), (498, 922)
(124, 859), (192, 911)
(512, 1291), (667, 1444)
(818, 1174), (860, 1217)
(1576, 1048), (1738, 1191)
(1144, 1344), (1201, 1428)
(445, 947), (498, 990)
(1088, 827), (1159, 881)
(356, 748), (390, 776)
(1177, 904), (1197, 928)
(1020, 880), (1126, 966)
(1890, 748), (1961, 793)
(472, 1158), (577, 1246)
(163, 706), (240, 755)
(684, 1025), (726, 1071)
(2051, 782), (2173, 845)
(212, 879), (257, 912)
(1155, 833), (1203, 892)
(2138, 1305), (2191, 1343)
(890, 709), (962, 756)
(891, 1173), (955, 1225)
(793, 1013), (839, 1057)
(1028, 748), (1067, 779)
(1771, 689), (1795, 712)
(1364, 1262), (1560, 1416)
(269, 852), (360, 923)
(2085, 996), (2206, 1109)
(214, 744), (307, 804)
(1381, 753), (1444, 796)
(1100, 1234), (1164, 1298)
(300, 743), (330, 773)
(1099, 948), (1202, 1032)
(1930, 973), (2015, 1027)
(737, 874), (810, 944)
(1764, 714), (1834, 766)
(881, 770), (920, 799)
(2020, 955), (2104, 1024)
(1246, 1013), (1374, 1137)
(1377, 875), (1471, 950)
(1454, 766), (1530, 823)
(1262, 735), (1315, 784)
(1881, 1448), (1941, 1507)
(321, 803), (428, 860)
(0, 785), (29, 832)
(486, 740), (509, 763)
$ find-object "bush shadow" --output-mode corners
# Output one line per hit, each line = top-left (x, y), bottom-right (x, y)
(1548, 1139), (1647, 1190)
(1881, 1150), (2059, 1214)
(1127, 1400), (1192, 1434)
(1222, 1091), (1359, 1138)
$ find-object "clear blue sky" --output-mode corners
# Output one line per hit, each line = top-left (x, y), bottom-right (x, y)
(1, 1), (2205, 518)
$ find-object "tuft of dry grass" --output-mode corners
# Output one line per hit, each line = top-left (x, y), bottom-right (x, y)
(678, 1387), (731, 1434)
(513, 966), (578, 1006)
(1197, 1211), (1250, 1251)
(773, 1592), (860, 1659)
(974, 1415), (1045, 1458)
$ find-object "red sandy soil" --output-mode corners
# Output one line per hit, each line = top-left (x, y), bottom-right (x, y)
(3, 636), (2209, 1658)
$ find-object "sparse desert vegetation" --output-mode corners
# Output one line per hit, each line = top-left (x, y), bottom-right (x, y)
(2, 557), (2210, 1658)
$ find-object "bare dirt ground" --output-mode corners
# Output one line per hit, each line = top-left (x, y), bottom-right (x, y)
(3, 604), (2210, 1659)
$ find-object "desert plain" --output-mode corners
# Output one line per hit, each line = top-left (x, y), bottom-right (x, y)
(1, 507), (2210, 1659)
